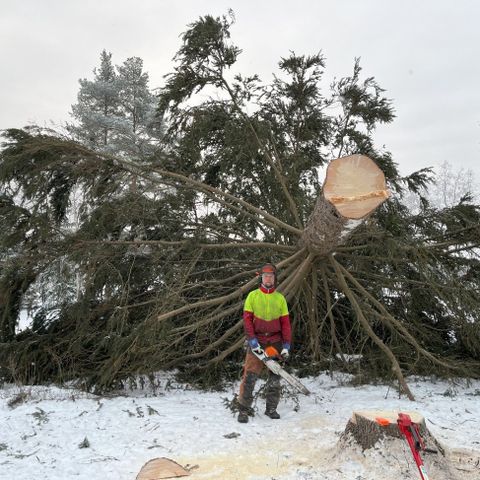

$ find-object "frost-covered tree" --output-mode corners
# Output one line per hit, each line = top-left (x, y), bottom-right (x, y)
(115, 57), (163, 157)
(403, 161), (479, 213)
(429, 161), (479, 208)
(69, 50), (120, 149)
(69, 51), (163, 158)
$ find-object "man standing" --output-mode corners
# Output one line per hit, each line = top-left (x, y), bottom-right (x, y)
(237, 263), (291, 423)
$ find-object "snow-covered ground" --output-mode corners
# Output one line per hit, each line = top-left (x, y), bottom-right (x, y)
(1, 372), (479, 479)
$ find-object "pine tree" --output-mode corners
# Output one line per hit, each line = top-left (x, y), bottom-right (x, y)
(69, 52), (163, 158)
(69, 50), (120, 149)
(115, 56), (162, 157)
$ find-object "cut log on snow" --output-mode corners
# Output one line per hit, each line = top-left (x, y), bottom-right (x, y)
(136, 457), (190, 480)
(301, 154), (390, 255)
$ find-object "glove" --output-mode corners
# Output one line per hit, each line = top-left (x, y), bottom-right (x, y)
(280, 343), (290, 360)
(248, 337), (264, 356)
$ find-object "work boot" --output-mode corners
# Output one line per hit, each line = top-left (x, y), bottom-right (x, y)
(265, 408), (280, 419)
(237, 410), (249, 423)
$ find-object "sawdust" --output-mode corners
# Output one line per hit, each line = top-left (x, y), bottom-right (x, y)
(176, 414), (480, 480)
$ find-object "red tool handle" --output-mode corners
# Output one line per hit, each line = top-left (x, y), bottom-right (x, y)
(397, 413), (430, 480)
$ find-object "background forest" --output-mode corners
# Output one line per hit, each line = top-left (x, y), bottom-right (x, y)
(1, 14), (479, 394)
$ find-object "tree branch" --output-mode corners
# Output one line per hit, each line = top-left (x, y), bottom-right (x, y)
(75, 239), (295, 251)
(221, 79), (304, 230)
(337, 261), (462, 372)
(329, 255), (415, 400)
(156, 247), (308, 323)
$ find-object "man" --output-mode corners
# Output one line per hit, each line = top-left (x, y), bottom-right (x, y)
(237, 263), (291, 423)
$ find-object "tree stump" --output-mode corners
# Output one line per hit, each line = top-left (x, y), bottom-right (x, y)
(340, 410), (443, 452)
(336, 410), (468, 480)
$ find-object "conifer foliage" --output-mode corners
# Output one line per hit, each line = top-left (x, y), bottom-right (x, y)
(69, 50), (163, 157)
(0, 14), (479, 393)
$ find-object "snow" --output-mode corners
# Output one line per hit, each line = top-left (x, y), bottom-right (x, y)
(1, 373), (479, 479)
(339, 218), (363, 241)
(17, 310), (32, 333)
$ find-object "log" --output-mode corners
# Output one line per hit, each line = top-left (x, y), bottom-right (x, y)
(301, 154), (390, 255)
(136, 457), (190, 479)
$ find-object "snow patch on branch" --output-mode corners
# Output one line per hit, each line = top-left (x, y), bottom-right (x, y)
(339, 218), (363, 241)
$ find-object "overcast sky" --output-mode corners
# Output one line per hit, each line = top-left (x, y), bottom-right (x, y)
(1, 0), (479, 179)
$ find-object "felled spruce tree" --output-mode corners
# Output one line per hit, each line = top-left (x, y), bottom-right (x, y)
(1, 14), (479, 393)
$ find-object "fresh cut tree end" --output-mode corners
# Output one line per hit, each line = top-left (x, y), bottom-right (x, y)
(323, 154), (390, 219)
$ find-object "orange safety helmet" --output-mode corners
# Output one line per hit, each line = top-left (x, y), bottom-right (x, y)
(259, 263), (276, 275)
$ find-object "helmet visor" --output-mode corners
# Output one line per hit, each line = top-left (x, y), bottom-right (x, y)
(261, 272), (275, 286)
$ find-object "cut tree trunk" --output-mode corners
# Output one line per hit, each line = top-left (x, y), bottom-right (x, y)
(301, 154), (390, 256)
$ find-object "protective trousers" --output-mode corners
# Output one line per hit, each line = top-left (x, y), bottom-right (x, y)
(238, 342), (282, 413)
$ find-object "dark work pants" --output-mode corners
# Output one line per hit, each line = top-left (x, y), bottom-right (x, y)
(238, 341), (282, 412)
